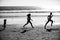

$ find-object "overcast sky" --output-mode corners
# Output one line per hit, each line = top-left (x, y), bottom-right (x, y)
(0, 0), (60, 10)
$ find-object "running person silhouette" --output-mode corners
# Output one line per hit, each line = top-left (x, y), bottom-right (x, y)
(44, 12), (53, 29)
(23, 13), (34, 28)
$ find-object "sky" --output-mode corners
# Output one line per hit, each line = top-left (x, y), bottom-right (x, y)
(0, 0), (60, 10)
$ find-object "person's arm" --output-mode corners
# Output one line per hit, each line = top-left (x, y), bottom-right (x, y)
(30, 17), (33, 21)
(31, 19), (33, 21)
(47, 15), (49, 19)
(52, 15), (53, 17)
(30, 16), (33, 21)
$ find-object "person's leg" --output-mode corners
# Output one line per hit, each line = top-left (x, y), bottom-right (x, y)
(23, 22), (29, 28)
(44, 21), (49, 29)
(2, 24), (6, 30)
(51, 20), (53, 26)
(4, 24), (6, 29)
(30, 21), (34, 28)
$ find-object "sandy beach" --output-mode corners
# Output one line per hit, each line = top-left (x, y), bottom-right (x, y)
(0, 24), (60, 40)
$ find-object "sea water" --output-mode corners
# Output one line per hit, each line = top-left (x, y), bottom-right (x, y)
(0, 13), (60, 26)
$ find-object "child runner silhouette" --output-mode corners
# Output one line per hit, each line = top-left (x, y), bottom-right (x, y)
(44, 12), (53, 29)
(3, 19), (7, 29)
(23, 13), (34, 28)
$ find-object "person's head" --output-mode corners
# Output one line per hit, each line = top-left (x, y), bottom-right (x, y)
(50, 12), (52, 15)
(27, 14), (31, 16)
(4, 19), (7, 21)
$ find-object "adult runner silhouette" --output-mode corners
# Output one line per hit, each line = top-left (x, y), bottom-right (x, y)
(44, 12), (53, 29)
